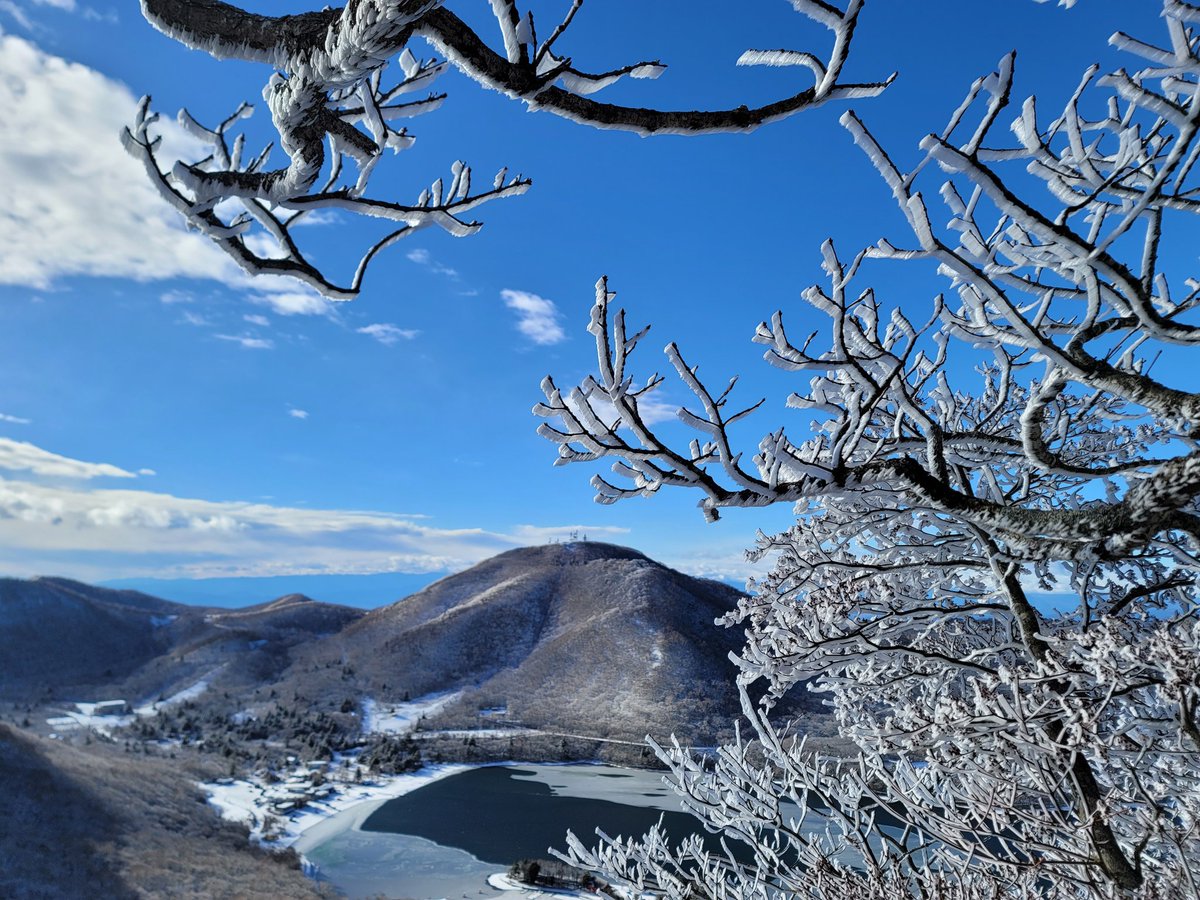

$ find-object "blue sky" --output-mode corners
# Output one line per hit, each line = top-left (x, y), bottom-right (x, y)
(0, 0), (1159, 605)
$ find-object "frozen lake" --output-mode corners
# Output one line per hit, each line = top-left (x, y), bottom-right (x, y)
(301, 763), (723, 899)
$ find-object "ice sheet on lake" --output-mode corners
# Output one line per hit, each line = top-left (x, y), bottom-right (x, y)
(304, 830), (500, 900)
(509, 763), (678, 810)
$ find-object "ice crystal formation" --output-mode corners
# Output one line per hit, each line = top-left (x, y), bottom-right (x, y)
(128, 0), (890, 299)
(539, 2), (1200, 896)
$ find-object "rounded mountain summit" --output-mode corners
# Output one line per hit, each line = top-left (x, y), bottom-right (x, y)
(280, 542), (825, 745)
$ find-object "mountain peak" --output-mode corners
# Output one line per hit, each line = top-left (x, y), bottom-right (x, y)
(491, 541), (652, 566)
(268, 593), (315, 606)
(284, 542), (773, 744)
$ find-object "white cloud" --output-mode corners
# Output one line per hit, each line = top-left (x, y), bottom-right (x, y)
(288, 408), (309, 420)
(0, 437), (136, 479)
(666, 548), (775, 587)
(634, 396), (681, 426)
(0, 35), (395, 327)
(242, 232), (290, 261)
(250, 290), (332, 317)
(33, 0), (76, 9)
(137, 468), (156, 476)
(290, 209), (341, 227)
(501, 289), (566, 345)
(82, 7), (118, 24)
(180, 310), (210, 327)
(0, 471), (627, 581)
(407, 248), (458, 278)
(589, 393), (679, 428)
(244, 313), (270, 327)
(0, 2), (34, 29)
(0, 412), (32, 425)
(0, 35), (245, 289)
(216, 334), (273, 350)
(357, 323), (419, 345)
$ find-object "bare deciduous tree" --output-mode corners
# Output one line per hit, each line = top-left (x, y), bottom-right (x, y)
(538, 2), (1200, 896)
(125, 0), (890, 300)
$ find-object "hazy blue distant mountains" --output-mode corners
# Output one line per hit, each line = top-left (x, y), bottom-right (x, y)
(2, 544), (829, 744)
(101, 571), (442, 609)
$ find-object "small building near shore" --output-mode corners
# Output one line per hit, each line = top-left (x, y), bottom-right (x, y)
(75, 700), (130, 716)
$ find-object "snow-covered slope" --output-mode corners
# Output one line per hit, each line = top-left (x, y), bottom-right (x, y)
(278, 542), (827, 744)
(0, 577), (190, 695)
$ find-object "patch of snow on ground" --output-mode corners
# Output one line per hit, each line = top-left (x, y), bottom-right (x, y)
(487, 867), (642, 899)
(360, 690), (462, 736)
(650, 638), (664, 669)
(417, 728), (529, 739)
(47, 675), (222, 734)
(46, 710), (134, 734)
(487, 871), (591, 897)
(202, 760), (470, 850)
(133, 669), (222, 716)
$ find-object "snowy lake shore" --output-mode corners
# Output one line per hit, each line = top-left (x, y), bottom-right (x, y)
(202, 760), (612, 899)
(199, 692), (643, 898)
(202, 761), (471, 852)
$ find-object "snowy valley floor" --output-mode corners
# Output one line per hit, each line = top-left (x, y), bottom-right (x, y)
(204, 762), (604, 900)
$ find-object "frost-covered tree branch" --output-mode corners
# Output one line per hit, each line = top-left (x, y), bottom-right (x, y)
(131, 0), (892, 299)
(539, 3), (1200, 896)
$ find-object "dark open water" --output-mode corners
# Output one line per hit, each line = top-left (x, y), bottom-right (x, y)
(303, 764), (733, 899)
(361, 764), (734, 864)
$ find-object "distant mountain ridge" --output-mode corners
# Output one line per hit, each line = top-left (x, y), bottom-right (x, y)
(0, 576), (363, 700)
(0, 577), (186, 694)
(1, 544), (829, 744)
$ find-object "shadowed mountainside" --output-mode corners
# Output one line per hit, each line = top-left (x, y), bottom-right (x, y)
(0, 723), (325, 899)
(0, 577), (363, 702)
(279, 542), (828, 743)
(0, 577), (188, 696)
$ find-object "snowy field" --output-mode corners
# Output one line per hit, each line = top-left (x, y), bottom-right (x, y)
(45, 670), (222, 736)
(359, 690), (461, 735)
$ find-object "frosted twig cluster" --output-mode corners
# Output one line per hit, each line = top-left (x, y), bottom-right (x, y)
(539, 2), (1200, 896)
(131, 0), (892, 299)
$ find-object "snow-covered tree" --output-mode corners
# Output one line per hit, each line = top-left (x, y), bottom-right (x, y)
(537, 2), (1200, 896)
(126, 0), (890, 300)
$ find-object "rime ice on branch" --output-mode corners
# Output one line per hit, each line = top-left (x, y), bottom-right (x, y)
(128, 0), (891, 299)
(538, 2), (1200, 896)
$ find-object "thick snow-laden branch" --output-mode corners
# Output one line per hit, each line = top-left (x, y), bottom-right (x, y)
(124, 92), (530, 300)
(135, 0), (892, 298)
(539, 3), (1200, 897)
